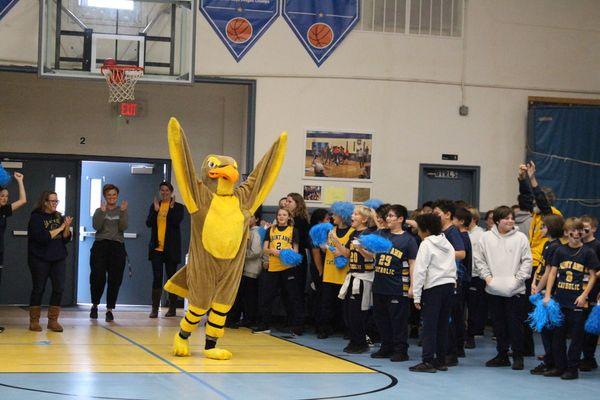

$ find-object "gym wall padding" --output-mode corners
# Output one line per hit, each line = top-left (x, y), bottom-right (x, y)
(527, 105), (600, 222)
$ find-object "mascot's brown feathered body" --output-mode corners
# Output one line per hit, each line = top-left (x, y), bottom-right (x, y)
(164, 117), (287, 360)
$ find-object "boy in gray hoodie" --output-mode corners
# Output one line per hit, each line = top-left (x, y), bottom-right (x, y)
(409, 213), (457, 373)
(474, 206), (532, 370)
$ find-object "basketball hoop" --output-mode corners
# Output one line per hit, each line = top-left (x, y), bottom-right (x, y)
(101, 62), (144, 103)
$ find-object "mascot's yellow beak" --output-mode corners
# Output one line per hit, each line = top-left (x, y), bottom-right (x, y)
(208, 164), (239, 183)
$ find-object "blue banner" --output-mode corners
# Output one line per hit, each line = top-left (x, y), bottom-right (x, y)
(283, 0), (359, 67)
(0, 0), (18, 20)
(200, 0), (279, 62)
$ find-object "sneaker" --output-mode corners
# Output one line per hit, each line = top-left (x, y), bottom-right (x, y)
(409, 362), (437, 373)
(457, 347), (466, 358)
(344, 344), (369, 354)
(390, 353), (409, 362)
(543, 368), (564, 377)
(561, 369), (579, 380)
(512, 356), (524, 370)
(433, 361), (449, 372)
(289, 326), (304, 336)
(485, 354), (511, 367)
(317, 331), (330, 339)
(105, 311), (114, 322)
(90, 306), (98, 319)
(579, 358), (598, 372)
(445, 355), (459, 367)
(252, 324), (270, 334)
(464, 337), (476, 349)
(530, 363), (550, 375)
(371, 348), (393, 359)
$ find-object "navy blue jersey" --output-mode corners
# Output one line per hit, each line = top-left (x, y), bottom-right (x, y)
(348, 229), (374, 273)
(551, 245), (599, 309)
(444, 225), (465, 252)
(373, 230), (418, 296)
(459, 231), (472, 282)
(583, 239), (600, 303)
(535, 238), (562, 283)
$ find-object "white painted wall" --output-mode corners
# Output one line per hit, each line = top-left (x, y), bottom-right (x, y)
(1, 0), (599, 210)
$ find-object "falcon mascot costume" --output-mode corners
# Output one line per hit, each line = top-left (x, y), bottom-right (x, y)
(164, 117), (287, 360)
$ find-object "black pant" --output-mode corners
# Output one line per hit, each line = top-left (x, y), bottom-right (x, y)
(467, 277), (487, 337)
(552, 307), (586, 371)
(150, 250), (178, 306)
(488, 293), (526, 356)
(28, 255), (66, 306)
(448, 281), (466, 356)
(318, 282), (344, 332)
(541, 327), (554, 366)
(582, 297), (599, 362)
(523, 278), (535, 355)
(373, 293), (410, 355)
(421, 283), (454, 364)
(90, 240), (126, 309)
(230, 275), (260, 324)
(259, 268), (304, 327)
(342, 276), (368, 347)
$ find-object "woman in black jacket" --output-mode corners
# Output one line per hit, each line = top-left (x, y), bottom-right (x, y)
(27, 190), (72, 332)
(146, 181), (184, 318)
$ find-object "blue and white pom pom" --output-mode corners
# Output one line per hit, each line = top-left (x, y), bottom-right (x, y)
(0, 166), (11, 187)
(330, 201), (354, 226)
(358, 234), (392, 254)
(363, 198), (384, 210)
(585, 305), (600, 335)
(309, 222), (334, 246)
(528, 294), (564, 332)
(279, 249), (303, 267)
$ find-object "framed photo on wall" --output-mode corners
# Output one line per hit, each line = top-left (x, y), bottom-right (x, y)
(304, 130), (373, 181)
(303, 185), (322, 202)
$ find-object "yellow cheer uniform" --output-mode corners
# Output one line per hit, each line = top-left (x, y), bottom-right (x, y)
(267, 225), (297, 272)
(323, 226), (355, 285)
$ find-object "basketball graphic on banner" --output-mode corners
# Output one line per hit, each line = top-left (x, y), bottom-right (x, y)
(226, 17), (253, 44)
(307, 23), (334, 49)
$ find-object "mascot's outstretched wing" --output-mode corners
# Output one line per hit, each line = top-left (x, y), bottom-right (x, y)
(236, 132), (287, 213)
(168, 117), (200, 214)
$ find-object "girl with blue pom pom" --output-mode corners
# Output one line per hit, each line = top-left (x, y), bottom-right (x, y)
(253, 207), (303, 335)
(543, 217), (599, 379)
(337, 205), (378, 353)
(529, 214), (565, 375)
(317, 201), (355, 339)
(0, 171), (27, 333)
(371, 204), (418, 362)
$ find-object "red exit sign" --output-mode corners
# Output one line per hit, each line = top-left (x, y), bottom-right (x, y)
(120, 102), (138, 117)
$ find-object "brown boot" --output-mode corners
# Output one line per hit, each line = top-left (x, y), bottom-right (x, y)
(149, 288), (161, 318)
(165, 293), (177, 317)
(47, 306), (63, 332)
(29, 306), (42, 332)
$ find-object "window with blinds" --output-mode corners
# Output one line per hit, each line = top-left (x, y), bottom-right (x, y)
(357, 0), (463, 37)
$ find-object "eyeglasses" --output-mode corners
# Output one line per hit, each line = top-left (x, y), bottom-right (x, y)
(47, 200), (60, 204)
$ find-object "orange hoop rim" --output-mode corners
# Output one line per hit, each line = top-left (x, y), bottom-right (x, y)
(101, 64), (144, 74)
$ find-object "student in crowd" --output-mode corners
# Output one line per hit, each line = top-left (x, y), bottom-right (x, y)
(89, 184), (128, 322)
(421, 202), (434, 215)
(450, 207), (473, 358)
(371, 204), (418, 362)
(337, 205), (376, 353)
(254, 207), (303, 335)
(317, 202), (354, 339)
(286, 193), (311, 317)
(530, 214), (565, 375)
(544, 217), (598, 379)
(474, 206), (532, 370)
(465, 207), (486, 348)
(229, 207), (264, 328)
(484, 210), (495, 231)
(578, 215), (600, 372)
(0, 172), (26, 333)
(27, 191), (72, 332)
(409, 213), (457, 372)
(374, 203), (391, 230)
(432, 199), (465, 366)
(307, 209), (331, 326)
(146, 181), (184, 318)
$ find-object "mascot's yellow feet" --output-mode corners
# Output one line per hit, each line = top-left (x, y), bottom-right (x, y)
(203, 348), (233, 360)
(173, 332), (191, 357)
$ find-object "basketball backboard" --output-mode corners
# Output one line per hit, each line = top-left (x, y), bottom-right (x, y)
(39, 0), (195, 83)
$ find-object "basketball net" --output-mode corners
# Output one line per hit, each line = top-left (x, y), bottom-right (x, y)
(101, 64), (144, 103)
